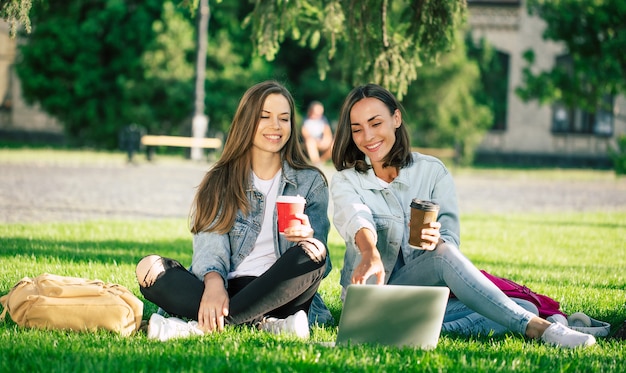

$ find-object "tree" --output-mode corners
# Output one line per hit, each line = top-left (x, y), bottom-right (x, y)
(466, 35), (509, 134)
(133, 1), (197, 137)
(246, 0), (466, 99)
(10, 0), (480, 152)
(16, 0), (166, 147)
(6, 0), (466, 100)
(271, 38), (352, 126)
(516, 0), (626, 113)
(0, 0), (34, 36)
(12, 0), (335, 146)
(403, 32), (492, 165)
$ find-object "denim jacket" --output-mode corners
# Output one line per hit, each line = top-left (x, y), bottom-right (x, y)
(189, 161), (332, 322)
(331, 152), (460, 289)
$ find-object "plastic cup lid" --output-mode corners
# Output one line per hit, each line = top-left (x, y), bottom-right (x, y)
(276, 195), (306, 204)
(410, 199), (439, 211)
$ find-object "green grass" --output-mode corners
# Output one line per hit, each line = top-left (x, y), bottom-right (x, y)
(1, 213), (625, 372)
(453, 166), (620, 181)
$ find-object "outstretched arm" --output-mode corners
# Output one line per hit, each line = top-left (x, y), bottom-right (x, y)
(351, 228), (385, 285)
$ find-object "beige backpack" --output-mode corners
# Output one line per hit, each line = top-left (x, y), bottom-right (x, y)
(0, 273), (143, 336)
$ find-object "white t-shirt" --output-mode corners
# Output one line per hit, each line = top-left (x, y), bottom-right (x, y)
(303, 117), (327, 140)
(228, 170), (281, 279)
(376, 177), (390, 188)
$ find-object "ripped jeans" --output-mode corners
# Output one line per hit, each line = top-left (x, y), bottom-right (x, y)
(138, 243), (326, 325)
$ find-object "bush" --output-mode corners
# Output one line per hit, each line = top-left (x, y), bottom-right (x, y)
(609, 135), (626, 175)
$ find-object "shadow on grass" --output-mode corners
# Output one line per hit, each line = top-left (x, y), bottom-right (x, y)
(0, 237), (193, 266)
(464, 215), (626, 230)
(525, 219), (625, 230)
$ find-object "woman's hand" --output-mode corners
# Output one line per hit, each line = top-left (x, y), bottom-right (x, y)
(283, 213), (314, 242)
(352, 250), (385, 285)
(352, 228), (385, 285)
(198, 272), (230, 333)
(419, 221), (441, 251)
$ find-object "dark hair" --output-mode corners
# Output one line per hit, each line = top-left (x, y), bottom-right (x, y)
(331, 84), (412, 173)
(307, 100), (323, 115)
(191, 80), (317, 234)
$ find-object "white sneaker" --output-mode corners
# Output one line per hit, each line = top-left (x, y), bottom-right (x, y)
(147, 313), (204, 342)
(258, 310), (310, 339)
(541, 322), (596, 348)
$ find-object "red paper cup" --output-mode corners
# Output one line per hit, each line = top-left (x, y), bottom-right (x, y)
(276, 195), (306, 234)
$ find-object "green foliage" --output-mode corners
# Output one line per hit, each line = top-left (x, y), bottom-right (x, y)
(200, 1), (276, 136)
(16, 0), (166, 148)
(12, 0), (353, 146)
(271, 39), (352, 126)
(200, 1), (351, 136)
(403, 33), (492, 165)
(609, 135), (626, 175)
(466, 35), (509, 132)
(1, 210), (626, 372)
(132, 1), (197, 137)
(11, 0), (493, 154)
(0, 0), (34, 36)
(246, 0), (466, 100)
(517, 0), (626, 112)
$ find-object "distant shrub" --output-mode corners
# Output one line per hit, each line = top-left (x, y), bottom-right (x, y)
(609, 135), (626, 175)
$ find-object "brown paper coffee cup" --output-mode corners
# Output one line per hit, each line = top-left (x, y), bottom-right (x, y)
(409, 199), (440, 249)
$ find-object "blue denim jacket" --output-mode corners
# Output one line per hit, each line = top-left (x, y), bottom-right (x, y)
(189, 161), (332, 322)
(190, 163), (330, 285)
(331, 152), (460, 289)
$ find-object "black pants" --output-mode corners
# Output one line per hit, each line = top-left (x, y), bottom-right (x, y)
(139, 244), (326, 325)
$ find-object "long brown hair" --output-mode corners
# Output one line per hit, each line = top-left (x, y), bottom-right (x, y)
(332, 84), (412, 173)
(190, 80), (317, 234)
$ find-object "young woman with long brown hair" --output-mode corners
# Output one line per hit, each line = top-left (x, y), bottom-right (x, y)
(136, 81), (331, 341)
(330, 83), (595, 349)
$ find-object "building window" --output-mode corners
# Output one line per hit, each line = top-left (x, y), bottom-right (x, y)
(467, 37), (510, 131)
(489, 51), (509, 131)
(551, 55), (614, 137)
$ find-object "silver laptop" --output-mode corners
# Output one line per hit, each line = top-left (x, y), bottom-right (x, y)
(334, 284), (449, 349)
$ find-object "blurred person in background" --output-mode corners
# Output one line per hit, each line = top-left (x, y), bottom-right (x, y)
(301, 100), (333, 165)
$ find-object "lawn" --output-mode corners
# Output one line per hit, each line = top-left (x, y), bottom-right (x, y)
(1, 211), (625, 372)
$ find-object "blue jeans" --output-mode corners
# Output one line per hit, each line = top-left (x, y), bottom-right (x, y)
(442, 298), (538, 335)
(387, 241), (536, 335)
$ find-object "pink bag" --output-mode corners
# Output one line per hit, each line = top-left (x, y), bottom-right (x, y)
(451, 270), (567, 318)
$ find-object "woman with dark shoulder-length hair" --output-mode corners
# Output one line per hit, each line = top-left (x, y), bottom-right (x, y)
(330, 83), (595, 349)
(136, 80), (332, 341)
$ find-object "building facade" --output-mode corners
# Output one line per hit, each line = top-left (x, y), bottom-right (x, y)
(467, 0), (625, 167)
(0, 21), (63, 142)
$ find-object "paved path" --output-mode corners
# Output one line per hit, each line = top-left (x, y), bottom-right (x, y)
(1, 159), (625, 223)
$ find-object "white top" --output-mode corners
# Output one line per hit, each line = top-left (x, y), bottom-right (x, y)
(303, 117), (327, 140)
(228, 170), (281, 279)
(376, 177), (390, 188)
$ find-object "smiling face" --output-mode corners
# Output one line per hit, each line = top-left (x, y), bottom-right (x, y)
(349, 97), (401, 168)
(252, 93), (292, 158)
